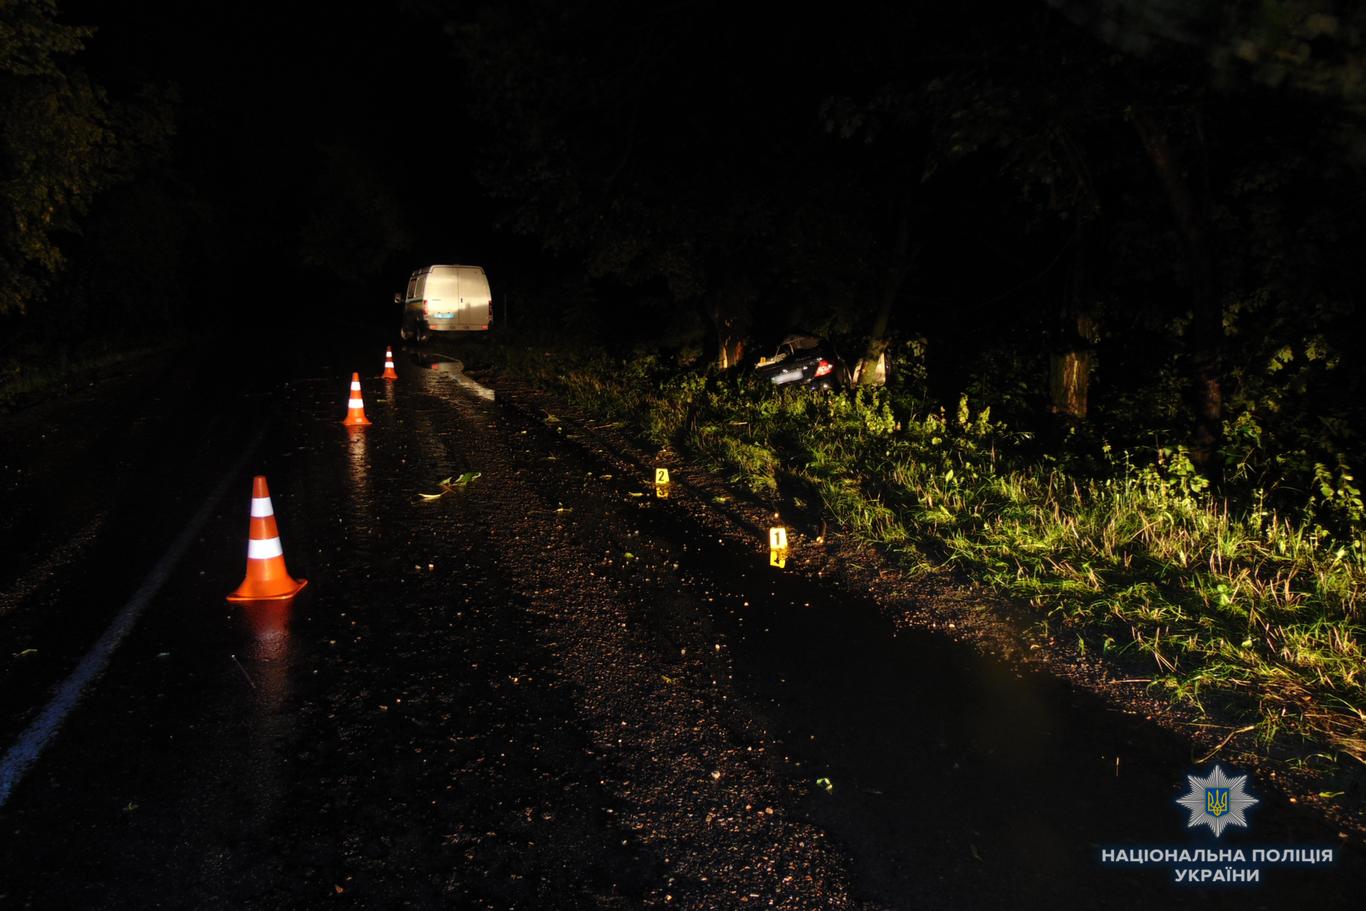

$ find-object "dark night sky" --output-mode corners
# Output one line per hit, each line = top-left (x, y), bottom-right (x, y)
(53, 2), (1135, 305)
(66, 1), (494, 297)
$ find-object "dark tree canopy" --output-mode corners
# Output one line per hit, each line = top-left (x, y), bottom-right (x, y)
(3, 0), (1365, 514)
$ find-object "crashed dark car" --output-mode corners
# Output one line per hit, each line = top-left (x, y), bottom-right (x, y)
(753, 334), (845, 391)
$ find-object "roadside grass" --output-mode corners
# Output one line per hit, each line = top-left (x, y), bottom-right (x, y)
(452, 340), (1366, 766)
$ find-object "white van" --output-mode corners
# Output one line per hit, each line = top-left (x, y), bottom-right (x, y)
(400, 265), (493, 340)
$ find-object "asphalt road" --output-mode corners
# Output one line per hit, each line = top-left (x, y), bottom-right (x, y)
(0, 331), (1360, 909)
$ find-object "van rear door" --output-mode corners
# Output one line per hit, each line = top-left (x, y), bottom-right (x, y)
(456, 268), (491, 329)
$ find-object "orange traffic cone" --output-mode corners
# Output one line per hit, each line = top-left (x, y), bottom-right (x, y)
(227, 476), (308, 602)
(381, 346), (398, 380)
(342, 372), (371, 426)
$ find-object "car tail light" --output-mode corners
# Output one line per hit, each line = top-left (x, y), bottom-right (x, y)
(814, 359), (834, 377)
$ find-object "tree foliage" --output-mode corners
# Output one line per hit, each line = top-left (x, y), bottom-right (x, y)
(0, 0), (115, 316)
(299, 144), (413, 286)
(438, 0), (1366, 520)
(446, 1), (895, 359)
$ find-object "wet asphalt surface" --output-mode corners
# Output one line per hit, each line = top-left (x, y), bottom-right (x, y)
(0, 330), (1361, 909)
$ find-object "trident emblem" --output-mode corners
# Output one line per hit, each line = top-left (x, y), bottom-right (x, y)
(1177, 765), (1258, 837)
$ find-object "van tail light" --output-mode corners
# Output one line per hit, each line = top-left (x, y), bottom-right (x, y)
(814, 359), (834, 377)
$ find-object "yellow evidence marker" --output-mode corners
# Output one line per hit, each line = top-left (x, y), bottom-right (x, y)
(769, 526), (788, 568)
(655, 467), (671, 498)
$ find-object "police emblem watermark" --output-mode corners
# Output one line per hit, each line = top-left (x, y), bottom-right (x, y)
(1175, 764), (1257, 837)
(1098, 763), (1336, 885)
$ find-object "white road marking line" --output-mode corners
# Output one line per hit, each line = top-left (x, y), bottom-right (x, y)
(0, 428), (265, 808)
(442, 358), (495, 401)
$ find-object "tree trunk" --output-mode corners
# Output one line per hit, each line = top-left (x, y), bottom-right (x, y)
(1049, 351), (1090, 419)
(1132, 107), (1222, 467)
(1050, 323), (1094, 420)
(1050, 222), (1098, 422)
(700, 298), (745, 371)
(717, 332), (744, 370)
(859, 198), (913, 386)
